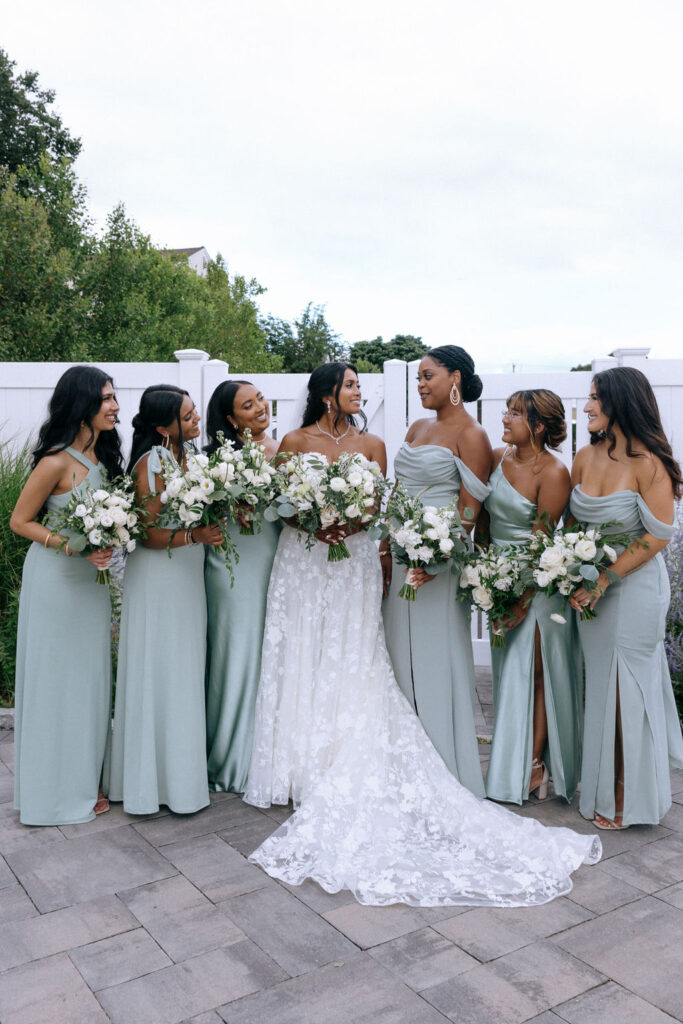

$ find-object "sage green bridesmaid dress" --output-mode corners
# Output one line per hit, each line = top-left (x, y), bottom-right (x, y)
(484, 462), (582, 804)
(108, 446), (210, 815)
(14, 448), (112, 825)
(569, 486), (683, 826)
(382, 443), (489, 797)
(205, 519), (280, 792)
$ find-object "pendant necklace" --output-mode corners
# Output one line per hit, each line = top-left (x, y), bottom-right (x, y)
(316, 420), (351, 444)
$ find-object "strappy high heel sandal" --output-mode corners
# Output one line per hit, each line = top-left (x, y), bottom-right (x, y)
(530, 758), (549, 800)
(593, 778), (629, 830)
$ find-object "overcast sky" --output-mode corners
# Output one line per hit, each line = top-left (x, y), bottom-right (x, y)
(4, 0), (683, 370)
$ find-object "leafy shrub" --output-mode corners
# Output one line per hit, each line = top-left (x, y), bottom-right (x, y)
(0, 441), (31, 705)
(664, 521), (683, 723)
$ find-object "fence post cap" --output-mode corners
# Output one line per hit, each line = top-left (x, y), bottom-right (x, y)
(174, 349), (210, 362)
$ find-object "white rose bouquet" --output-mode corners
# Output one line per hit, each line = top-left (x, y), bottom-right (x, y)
(384, 482), (472, 601)
(48, 476), (143, 585)
(266, 450), (388, 561)
(458, 545), (532, 646)
(211, 429), (282, 535)
(528, 522), (632, 622)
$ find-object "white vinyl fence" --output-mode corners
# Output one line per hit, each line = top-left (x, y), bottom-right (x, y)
(2, 347), (682, 664)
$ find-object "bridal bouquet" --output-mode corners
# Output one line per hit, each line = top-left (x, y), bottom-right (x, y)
(266, 450), (388, 561)
(528, 523), (631, 621)
(458, 545), (532, 646)
(48, 476), (142, 584)
(385, 483), (472, 600)
(211, 429), (282, 535)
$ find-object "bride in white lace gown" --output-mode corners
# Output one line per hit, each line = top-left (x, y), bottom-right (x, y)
(244, 363), (601, 907)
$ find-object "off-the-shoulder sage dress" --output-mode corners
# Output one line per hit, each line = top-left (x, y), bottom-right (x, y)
(108, 446), (210, 815)
(484, 462), (582, 804)
(14, 448), (112, 825)
(205, 519), (280, 792)
(569, 486), (683, 825)
(382, 443), (490, 796)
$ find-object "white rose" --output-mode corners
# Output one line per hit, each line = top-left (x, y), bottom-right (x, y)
(602, 544), (617, 564)
(83, 515), (96, 531)
(550, 612), (567, 625)
(91, 489), (109, 502)
(575, 539), (597, 561)
(329, 477), (348, 492)
(99, 511), (114, 528)
(558, 579), (573, 595)
(494, 577), (513, 591)
(74, 504), (88, 518)
(439, 537), (454, 554)
(166, 477), (183, 498)
(460, 564), (480, 587)
(563, 532), (579, 544)
(535, 569), (551, 587)
(160, 492), (168, 505)
(345, 504), (361, 519)
(192, 453), (208, 468)
(126, 540), (136, 553)
(110, 507), (127, 526)
(416, 545), (433, 562)
(88, 528), (102, 546)
(199, 478), (215, 496)
(116, 527), (130, 544)
(348, 471), (363, 487)
(539, 546), (566, 570)
(211, 462), (228, 483)
(425, 528), (439, 541)
(472, 585), (494, 611)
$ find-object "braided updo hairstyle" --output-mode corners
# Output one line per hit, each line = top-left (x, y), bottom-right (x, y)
(426, 345), (483, 403)
(507, 389), (567, 453)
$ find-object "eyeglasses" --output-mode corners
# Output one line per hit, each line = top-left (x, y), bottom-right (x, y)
(501, 409), (523, 420)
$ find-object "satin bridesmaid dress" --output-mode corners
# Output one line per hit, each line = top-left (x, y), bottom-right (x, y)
(382, 443), (490, 797)
(14, 448), (112, 825)
(205, 519), (280, 792)
(570, 486), (683, 825)
(484, 462), (582, 804)
(108, 446), (210, 815)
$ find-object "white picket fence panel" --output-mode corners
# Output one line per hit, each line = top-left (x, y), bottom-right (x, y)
(2, 347), (682, 665)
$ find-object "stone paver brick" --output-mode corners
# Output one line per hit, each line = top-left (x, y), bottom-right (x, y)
(0, 882), (39, 923)
(553, 980), (682, 1023)
(218, 954), (449, 1023)
(281, 877), (356, 914)
(368, 926), (478, 991)
(69, 926), (172, 990)
(4, 825), (177, 912)
(132, 796), (263, 848)
(119, 875), (245, 962)
(432, 896), (593, 962)
(96, 940), (287, 1024)
(420, 939), (604, 1024)
(219, 884), (357, 976)
(0, 952), (110, 1023)
(217, 816), (285, 857)
(599, 833), (683, 893)
(654, 881), (683, 909)
(0, 894), (137, 972)
(0, 850), (15, 888)
(553, 895), (683, 1020)
(322, 901), (431, 948)
(160, 832), (271, 903)
(565, 862), (644, 915)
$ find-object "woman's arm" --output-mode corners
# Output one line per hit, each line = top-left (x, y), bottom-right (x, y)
(456, 425), (493, 533)
(137, 456), (223, 550)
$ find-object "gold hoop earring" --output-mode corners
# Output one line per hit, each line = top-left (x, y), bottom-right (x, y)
(449, 383), (461, 407)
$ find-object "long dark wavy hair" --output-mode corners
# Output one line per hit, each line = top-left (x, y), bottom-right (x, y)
(591, 366), (682, 499)
(127, 385), (190, 473)
(301, 362), (367, 432)
(507, 389), (567, 453)
(32, 365), (124, 479)
(204, 380), (252, 454)
(426, 345), (483, 403)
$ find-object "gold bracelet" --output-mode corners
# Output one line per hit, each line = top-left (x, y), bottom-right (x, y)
(44, 533), (51, 548)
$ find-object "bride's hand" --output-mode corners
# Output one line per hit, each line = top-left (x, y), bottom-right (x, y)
(315, 525), (346, 546)
(407, 567), (435, 589)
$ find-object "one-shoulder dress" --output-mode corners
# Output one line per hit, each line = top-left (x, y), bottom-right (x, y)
(14, 448), (112, 825)
(382, 443), (490, 796)
(205, 519), (280, 793)
(484, 462), (582, 804)
(569, 486), (683, 825)
(108, 446), (210, 815)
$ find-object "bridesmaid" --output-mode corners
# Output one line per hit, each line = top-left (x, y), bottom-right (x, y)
(382, 345), (491, 796)
(480, 390), (582, 805)
(569, 367), (683, 829)
(10, 366), (123, 824)
(204, 380), (280, 793)
(108, 385), (223, 815)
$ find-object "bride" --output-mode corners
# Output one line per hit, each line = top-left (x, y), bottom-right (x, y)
(243, 362), (601, 907)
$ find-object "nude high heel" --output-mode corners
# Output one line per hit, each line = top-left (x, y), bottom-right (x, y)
(530, 758), (549, 800)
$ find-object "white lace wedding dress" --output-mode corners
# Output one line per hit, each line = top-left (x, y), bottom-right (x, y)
(244, 526), (601, 907)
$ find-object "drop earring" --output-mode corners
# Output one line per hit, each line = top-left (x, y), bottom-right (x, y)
(162, 433), (171, 450)
(325, 400), (332, 414)
(449, 382), (461, 407)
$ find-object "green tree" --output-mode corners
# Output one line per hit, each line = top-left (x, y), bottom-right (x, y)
(0, 49), (81, 173)
(0, 169), (78, 360)
(351, 333), (428, 371)
(264, 303), (346, 372)
(203, 257), (281, 372)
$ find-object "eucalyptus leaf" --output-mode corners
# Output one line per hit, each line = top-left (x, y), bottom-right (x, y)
(579, 564), (599, 581)
(278, 503), (296, 518)
(604, 568), (621, 584)
(66, 533), (86, 552)
(263, 505), (281, 522)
